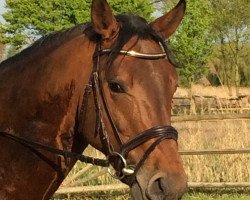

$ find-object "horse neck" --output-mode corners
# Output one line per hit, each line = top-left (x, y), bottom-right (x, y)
(0, 31), (99, 199)
(0, 33), (96, 147)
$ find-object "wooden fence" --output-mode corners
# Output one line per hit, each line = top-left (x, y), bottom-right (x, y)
(55, 114), (250, 195)
(179, 148), (250, 155)
(172, 95), (250, 115)
(55, 147), (250, 195)
(56, 182), (250, 195)
(172, 113), (250, 122)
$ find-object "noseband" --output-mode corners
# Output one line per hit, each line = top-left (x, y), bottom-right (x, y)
(0, 41), (179, 186)
(89, 43), (179, 185)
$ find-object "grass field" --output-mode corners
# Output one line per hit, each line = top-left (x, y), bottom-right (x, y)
(53, 189), (250, 200)
(183, 189), (250, 200)
(175, 119), (250, 183)
(52, 116), (250, 200)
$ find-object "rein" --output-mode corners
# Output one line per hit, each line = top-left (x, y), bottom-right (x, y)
(0, 131), (109, 167)
(0, 41), (179, 186)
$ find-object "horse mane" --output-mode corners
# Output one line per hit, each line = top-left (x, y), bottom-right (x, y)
(0, 14), (176, 67)
(0, 23), (90, 67)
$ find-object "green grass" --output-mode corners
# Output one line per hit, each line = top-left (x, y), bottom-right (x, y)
(53, 191), (129, 200)
(184, 194), (250, 200)
(53, 189), (250, 200)
(183, 189), (250, 200)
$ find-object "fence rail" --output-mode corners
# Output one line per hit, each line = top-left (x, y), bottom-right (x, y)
(172, 113), (250, 122)
(55, 114), (250, 196)
(172, 94), (250, 114)
(179, 148), (250, 155)
(56, 182), (250, 194)
(55, 147), (250, 195)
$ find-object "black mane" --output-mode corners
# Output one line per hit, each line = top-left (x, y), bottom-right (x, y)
(1, 14), (176, 67)
(0, 23), (89, 66)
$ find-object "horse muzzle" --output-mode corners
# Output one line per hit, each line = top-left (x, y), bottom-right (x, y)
(146, 172), (188, 200)
(130, 171), (187, 200)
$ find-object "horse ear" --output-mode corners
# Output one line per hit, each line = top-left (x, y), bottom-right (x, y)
(150, 0), (186, 39)
(91, 0), (119, 40)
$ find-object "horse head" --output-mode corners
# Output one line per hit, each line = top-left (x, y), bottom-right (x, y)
(82, 0), (187, 199)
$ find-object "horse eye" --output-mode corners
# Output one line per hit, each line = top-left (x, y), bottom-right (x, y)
(108, 81), (126, 93)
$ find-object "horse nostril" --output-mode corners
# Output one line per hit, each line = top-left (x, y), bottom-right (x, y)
(146, 174), (167, 200)
(156, 178), (165, 193)
(151, 178), (167, 195)
(147, 173), (187, 200)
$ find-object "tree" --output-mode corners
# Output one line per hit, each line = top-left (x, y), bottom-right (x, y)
(0, 0), (154, 48)
(210, 0), (250, 95)
(163, 0), (214, 87)
(109, 0), (154, 20)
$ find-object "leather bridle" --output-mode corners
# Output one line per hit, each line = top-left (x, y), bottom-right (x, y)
(88, 43), (179, 185)
(0, 41), (178, 186)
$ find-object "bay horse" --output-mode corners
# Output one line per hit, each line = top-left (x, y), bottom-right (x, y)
(0, 0), (187, 199)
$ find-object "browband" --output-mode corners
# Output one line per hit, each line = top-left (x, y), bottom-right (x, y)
(99, 49), (167, 59)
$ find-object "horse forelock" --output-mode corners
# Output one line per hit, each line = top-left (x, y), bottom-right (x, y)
(106, 14), (167, 65)
(0, 23), (90, 67)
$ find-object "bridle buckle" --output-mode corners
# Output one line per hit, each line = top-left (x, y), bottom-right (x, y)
(122, 166), (135, 176)
(107, 152), (135, 179)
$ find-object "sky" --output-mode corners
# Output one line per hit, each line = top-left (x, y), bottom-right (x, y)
(0, 0), (5, 22)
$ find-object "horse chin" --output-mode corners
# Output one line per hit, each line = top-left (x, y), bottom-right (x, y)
(131, 182), (184, 200)
(131, 182), (145, 200)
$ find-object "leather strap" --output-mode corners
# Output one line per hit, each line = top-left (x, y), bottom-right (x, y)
(0, 131), (109, 167)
